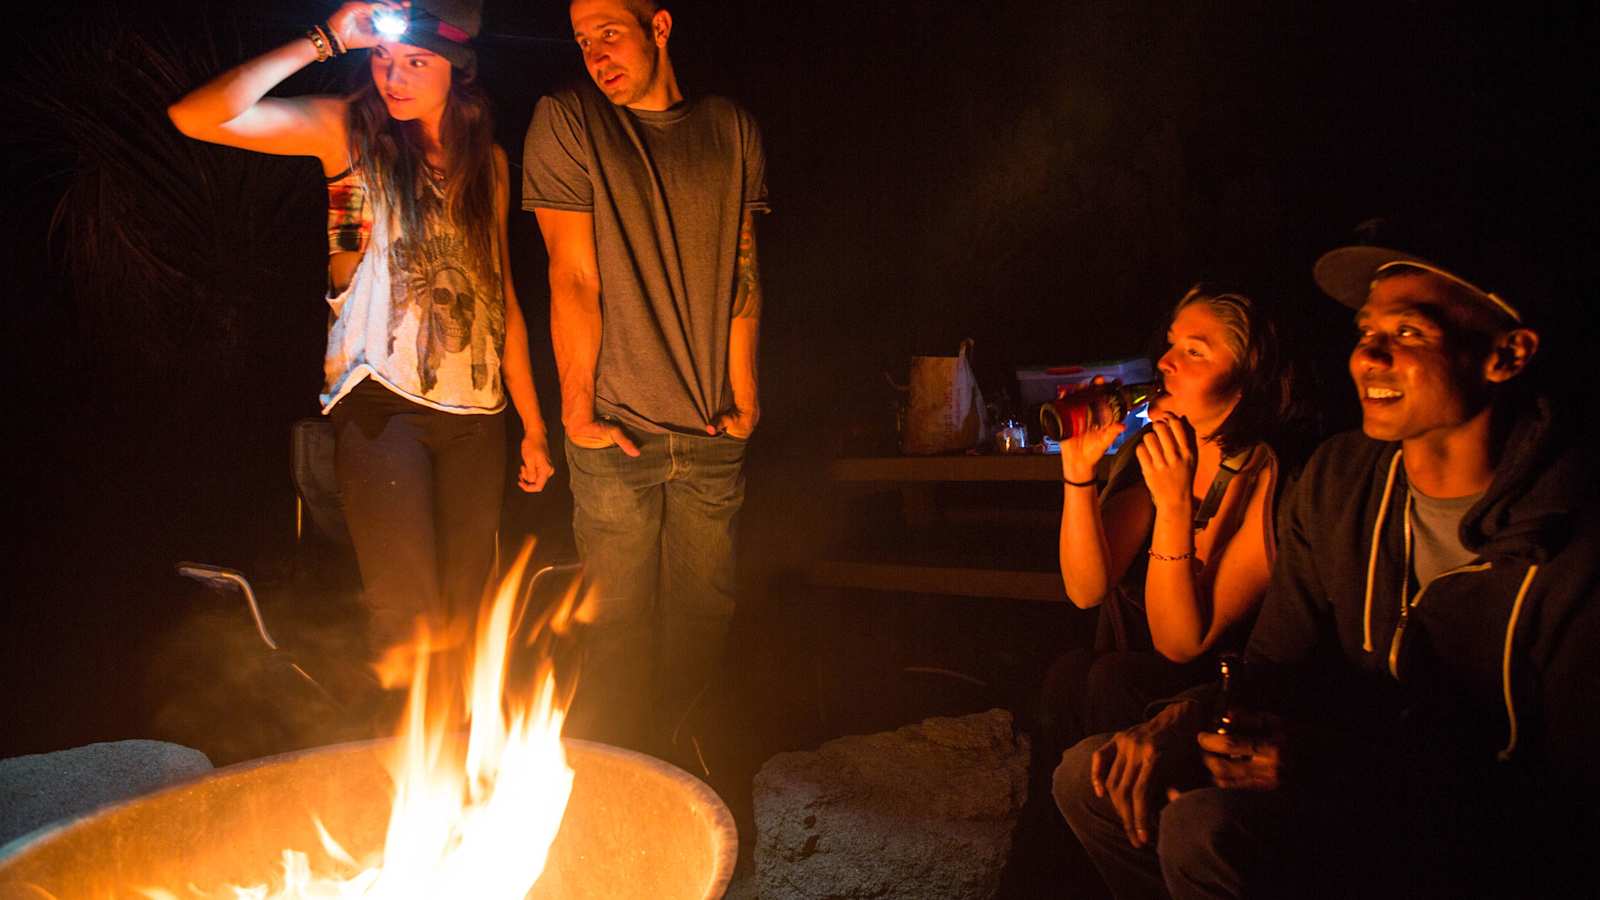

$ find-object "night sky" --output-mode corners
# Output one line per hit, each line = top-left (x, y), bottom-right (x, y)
(4, 0), (1595, 763)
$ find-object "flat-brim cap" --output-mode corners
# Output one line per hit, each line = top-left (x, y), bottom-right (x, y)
(1313, 245), (1521, 324)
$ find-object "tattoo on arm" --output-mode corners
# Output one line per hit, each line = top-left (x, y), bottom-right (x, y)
(732, 212), (761, 318)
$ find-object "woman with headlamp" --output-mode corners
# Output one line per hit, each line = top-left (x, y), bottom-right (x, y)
(168, 1), (553, 659)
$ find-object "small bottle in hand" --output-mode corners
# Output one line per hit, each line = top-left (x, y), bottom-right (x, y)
(1210, 653), (1259, 747)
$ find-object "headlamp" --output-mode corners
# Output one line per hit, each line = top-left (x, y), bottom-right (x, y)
(372, 6), (408, 37)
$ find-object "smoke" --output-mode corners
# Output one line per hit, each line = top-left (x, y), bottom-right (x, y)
(142, 577), (378, 766)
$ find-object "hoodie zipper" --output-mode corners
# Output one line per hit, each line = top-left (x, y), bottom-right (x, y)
(1361, 447), (1539, 761)
(1387, 559), (1495, 678)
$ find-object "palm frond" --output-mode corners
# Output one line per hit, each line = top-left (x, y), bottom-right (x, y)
(10, 1), (346, 389)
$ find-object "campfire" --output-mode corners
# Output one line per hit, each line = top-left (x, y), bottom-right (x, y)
(0, 544), (736, 899)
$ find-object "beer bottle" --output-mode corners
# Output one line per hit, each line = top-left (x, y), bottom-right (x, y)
(1210, 653), (1251, 736)
(1039, 380), (1158, 441)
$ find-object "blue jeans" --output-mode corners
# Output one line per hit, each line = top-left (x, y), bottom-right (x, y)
(564, 431), (746, 756)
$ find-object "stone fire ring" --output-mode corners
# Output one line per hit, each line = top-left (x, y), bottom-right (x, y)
(0, 738), (736, 900)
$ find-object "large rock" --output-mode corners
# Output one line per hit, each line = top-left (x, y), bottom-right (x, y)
(753, 709), (1029, 900)
(0, 740), (213, 848)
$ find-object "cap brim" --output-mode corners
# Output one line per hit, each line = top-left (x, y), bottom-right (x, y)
(1313, 245), (1521, 323)
(401, 34), (475, 71)
(1313, 246), (1429, 309)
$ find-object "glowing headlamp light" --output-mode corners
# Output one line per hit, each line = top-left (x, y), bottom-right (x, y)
(372, 6), (408, 37)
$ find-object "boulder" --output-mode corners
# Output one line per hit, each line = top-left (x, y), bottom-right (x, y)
(753, 709), (1029, 900)
(0, 740), (213, 848)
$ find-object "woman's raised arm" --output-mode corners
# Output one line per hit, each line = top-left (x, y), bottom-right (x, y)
(166, 3), (387, 167)
(1059, 421), (1149, 608)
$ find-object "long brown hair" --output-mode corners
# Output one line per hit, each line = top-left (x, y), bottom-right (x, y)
(345, 65), (498, 280)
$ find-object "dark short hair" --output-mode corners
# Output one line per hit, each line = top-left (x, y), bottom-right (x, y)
(571, 0), (662, 28)
(625, 0), (662, 27)
(1172, 285), (1299, 457)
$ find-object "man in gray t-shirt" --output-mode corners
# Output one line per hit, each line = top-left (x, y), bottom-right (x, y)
(523, 0), (768, 760)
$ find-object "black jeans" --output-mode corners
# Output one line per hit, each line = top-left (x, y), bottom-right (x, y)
(330, 380), (506, 655)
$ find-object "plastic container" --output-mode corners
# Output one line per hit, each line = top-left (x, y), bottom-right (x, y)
(1014, 357), (1155, 408)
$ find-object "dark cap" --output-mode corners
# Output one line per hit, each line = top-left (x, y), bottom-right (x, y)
(400, 0), (481, 71)
(1313, 245), (1523, 324)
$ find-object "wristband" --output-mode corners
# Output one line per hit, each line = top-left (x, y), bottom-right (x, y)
(1147, 548), (1195, 562)
(1063, 474), (1097, 487)
(324, 22), (347, 56)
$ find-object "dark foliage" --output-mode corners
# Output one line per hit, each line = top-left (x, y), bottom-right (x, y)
(9, 4), (336, 399)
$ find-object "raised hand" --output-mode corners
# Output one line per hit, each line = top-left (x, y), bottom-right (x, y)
(1135, 412), (1198, 514)
(327, 2), (408, 52)
(1059, 380), (1127, 483)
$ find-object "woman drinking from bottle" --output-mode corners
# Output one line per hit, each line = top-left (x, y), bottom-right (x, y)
(1046, 286), (1302, 743)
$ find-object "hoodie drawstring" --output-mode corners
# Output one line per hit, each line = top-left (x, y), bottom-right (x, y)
(1364, 450), (1404, 653)
(1357, 446), (1537, 762)
(1498, 564), (1538, 761)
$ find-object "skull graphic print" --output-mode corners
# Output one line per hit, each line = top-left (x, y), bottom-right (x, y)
(388, 226), (504, 396)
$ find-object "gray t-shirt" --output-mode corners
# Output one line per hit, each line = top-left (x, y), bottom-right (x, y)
(1408, 484), (1483, 584)
(522, 84), (770, 434)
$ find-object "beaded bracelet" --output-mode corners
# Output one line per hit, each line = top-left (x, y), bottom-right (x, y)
(1147, 548), (1195, 562)
(306, 26), (331, 62)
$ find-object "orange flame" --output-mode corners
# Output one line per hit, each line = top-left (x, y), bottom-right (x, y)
(141, 541), (579, 899)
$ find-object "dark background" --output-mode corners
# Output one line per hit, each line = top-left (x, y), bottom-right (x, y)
(3, 0), (1594, 864)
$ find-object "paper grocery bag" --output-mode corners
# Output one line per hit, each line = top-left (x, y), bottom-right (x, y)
(900, 339), (990, 455)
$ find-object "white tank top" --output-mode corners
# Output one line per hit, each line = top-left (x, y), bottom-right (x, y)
(320, 173), (506, 415)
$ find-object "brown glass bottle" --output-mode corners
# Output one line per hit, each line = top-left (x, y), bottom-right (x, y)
(1210, 653), (1253, 737)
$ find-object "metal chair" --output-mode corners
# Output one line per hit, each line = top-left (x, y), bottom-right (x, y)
(177, 417), (579, 709)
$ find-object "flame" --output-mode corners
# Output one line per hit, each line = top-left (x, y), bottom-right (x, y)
(143, 541), (580, 899)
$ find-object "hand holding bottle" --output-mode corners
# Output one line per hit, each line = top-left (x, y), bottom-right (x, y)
(1060, 422), (1123, 483)
(1194, 727), (1288, 790)
(1056, 378), (1128, 483)
(1191, 654), (1288, 791)
(1042, 378), (1156, 442)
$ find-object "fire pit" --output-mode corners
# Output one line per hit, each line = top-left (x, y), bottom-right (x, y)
(0, 736), (735, 899)
(1, 544), (734, 899)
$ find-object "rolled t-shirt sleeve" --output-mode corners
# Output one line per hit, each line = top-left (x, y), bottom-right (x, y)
(522, 94), (593, 213)
(739, 108), (770, 215)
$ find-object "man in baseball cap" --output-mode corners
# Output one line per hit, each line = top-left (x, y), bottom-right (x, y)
(1054, 242), (1600, 898)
